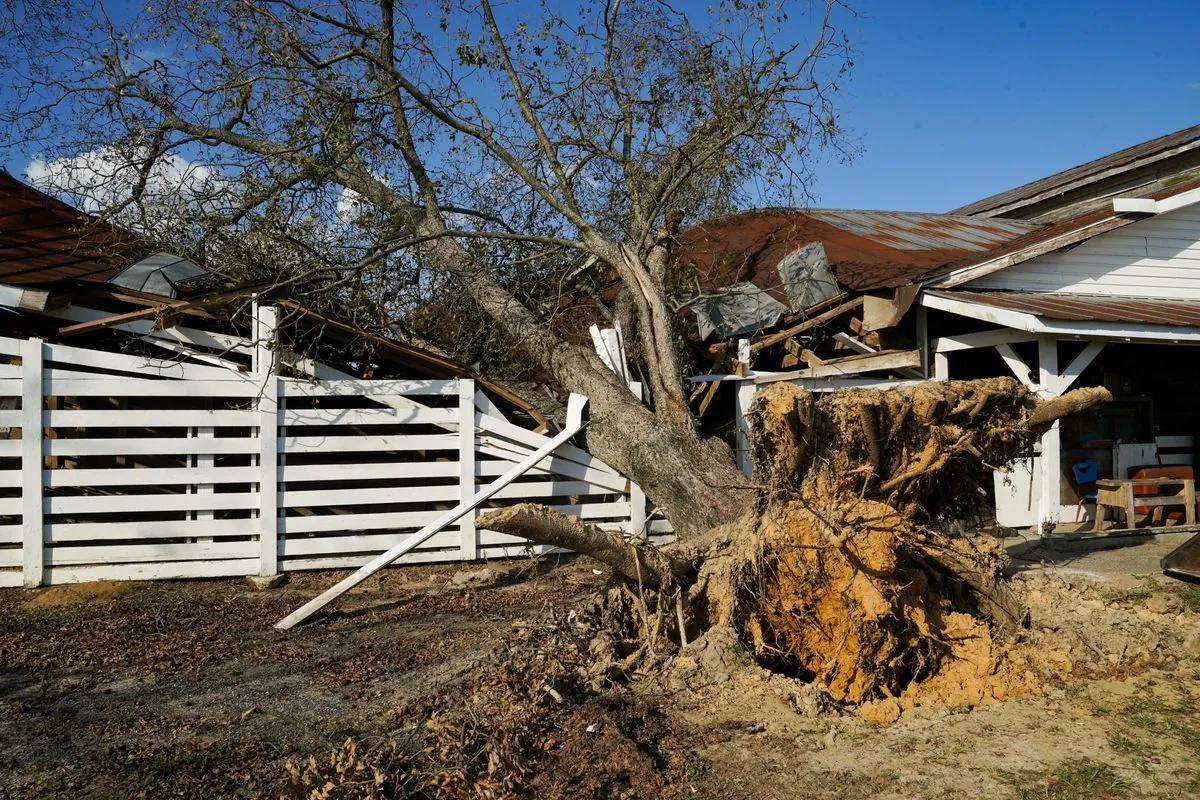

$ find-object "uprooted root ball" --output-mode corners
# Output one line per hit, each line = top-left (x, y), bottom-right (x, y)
(695, 378), (1107, 709)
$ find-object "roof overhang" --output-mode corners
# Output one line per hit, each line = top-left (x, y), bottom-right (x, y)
(928, 182), (1200, 291)
(920, 290), (1200, 344)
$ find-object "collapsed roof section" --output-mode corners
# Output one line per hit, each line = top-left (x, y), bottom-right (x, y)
(0, 172), (548, 429)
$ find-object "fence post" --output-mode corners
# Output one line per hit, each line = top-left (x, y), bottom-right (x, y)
(458, 378), (477, 561)
(20, 338), (43, 587)
(256, 304), (279, 577)
(629, 483), (647, 542)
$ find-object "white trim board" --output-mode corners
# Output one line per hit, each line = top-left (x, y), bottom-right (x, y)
(920, 291), (1200, 344)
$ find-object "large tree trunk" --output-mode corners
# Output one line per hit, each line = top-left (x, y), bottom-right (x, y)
(549, 343), (753, 539)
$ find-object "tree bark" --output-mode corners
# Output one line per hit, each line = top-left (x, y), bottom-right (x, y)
(548, 342), (754, 539)
(476, 504), (690, 585)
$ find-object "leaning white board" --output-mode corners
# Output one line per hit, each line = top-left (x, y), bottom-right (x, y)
(275, 394), (589, 630)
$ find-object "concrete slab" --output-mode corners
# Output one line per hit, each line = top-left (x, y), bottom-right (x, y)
(1003, 530), (1196, 588)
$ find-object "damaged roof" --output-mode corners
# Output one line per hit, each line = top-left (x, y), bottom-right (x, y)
(676, 208), (1038, 294)
(927, 290), (1200, 329)
(0, 171), (144, 285)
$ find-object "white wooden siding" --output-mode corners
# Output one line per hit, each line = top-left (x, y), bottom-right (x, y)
(0, 325), (668, 587)
(968, 205), (1200, 298)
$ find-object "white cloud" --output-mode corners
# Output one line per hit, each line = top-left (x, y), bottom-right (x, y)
(25, 146), (227, 234)
(1188, 81), (1200, 91)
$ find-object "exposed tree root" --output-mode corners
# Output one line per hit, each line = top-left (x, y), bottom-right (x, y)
(486, 377), (1111, 712)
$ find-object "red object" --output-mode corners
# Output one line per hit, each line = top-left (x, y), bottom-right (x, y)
(1128, 465), (1195, 519)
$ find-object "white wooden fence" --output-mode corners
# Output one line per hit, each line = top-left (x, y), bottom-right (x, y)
(0, 328), (666, 587)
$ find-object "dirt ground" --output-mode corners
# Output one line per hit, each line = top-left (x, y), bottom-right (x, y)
(2, 536), (1200, 800)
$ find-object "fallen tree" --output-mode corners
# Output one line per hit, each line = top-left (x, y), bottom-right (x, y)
(480, 377), (1111, 708)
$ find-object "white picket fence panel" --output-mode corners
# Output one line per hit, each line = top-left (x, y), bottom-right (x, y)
(0, 324), (668, 587)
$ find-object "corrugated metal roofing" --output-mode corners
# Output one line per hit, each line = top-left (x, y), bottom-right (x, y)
(676, 208), (1039, 293)
(928, 290), (1200, 329)
(0, 171), (142, 285)
(809, 210), (1036, 252)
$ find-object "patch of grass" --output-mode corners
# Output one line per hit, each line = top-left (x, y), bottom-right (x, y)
(1108, 732), (1155, 759)
(1176, 586), (1200, 613)
(1102, 586), (1153, 604)
(1121, 688), (1200, 757)
(1012, 758), (1132, 800)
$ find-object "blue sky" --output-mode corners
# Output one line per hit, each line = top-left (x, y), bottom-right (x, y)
(7, 0), (1198, 215)
(809, 0), (1200, 211)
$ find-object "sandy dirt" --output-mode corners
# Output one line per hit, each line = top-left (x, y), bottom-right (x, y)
(1, 540), (1199, 799)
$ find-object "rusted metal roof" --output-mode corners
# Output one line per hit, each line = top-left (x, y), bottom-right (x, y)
(0, 171), (143, 285)
(928, 290), (1200, 329)
(951, 123), (1200, 218)
(808, 210), (1035, 252)
(676, 208), (1039, 294)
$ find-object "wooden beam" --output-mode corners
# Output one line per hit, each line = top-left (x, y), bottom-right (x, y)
(995, 342), (1035, 387)
(933, 328), (1040, 353)
(748, 296), (864, 353)
(57, 286), (264, 337)
(754, 349), (920, 384)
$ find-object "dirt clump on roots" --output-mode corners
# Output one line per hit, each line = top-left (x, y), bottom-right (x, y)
(689, 378), (1108, 717)
(481, 377), (1110, 724)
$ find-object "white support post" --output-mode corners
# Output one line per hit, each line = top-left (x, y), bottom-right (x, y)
(933, 353), (949, 381)
(458, 378), (477, 561)
(191, 411), (214, 542)
(256, 304), (279, 576)
(1037, 337), (1061, 535)
(20, 338), (42, 588)
(630, 482), (647, 542)
(734, 381), (755, 477)
(915, 304), (929, 378)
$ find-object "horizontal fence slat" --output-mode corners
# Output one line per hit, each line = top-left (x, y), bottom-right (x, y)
(0, 524), (21, 543)
(279, 378), (457, 398)
(0, 334), (21, 356)
(46, 437), (258, 456)
(46, 540), (258, 566)
(0, 549), (20, 568)
(281, 407), (457, 426)
(0, 440), (21, 457)
(280, 461), (459, 483)
(0, 496), (20, 515)
(47, 409), (257, 427)
(280, 484), (459, 508)
(0, 411), (20, 427)
(279, 529), (462, 557)
(48, 519), (258, 543)
(46, 466), (262, 487)
(282, 434), (458, 454)
(45, 491), (258, 515)
(43, 339), (239, 381)
(44, 376), (259, 397)
(44, 559), (260, 584)
(280, 510), (441, 534)
(280, 549), (496, 572)
(0, 569), (20, 587)
(477, 447), (628, 493)
(475, 412), (620, 477)
(0, 470), (20, 488)
(492, 480), (620, 500)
